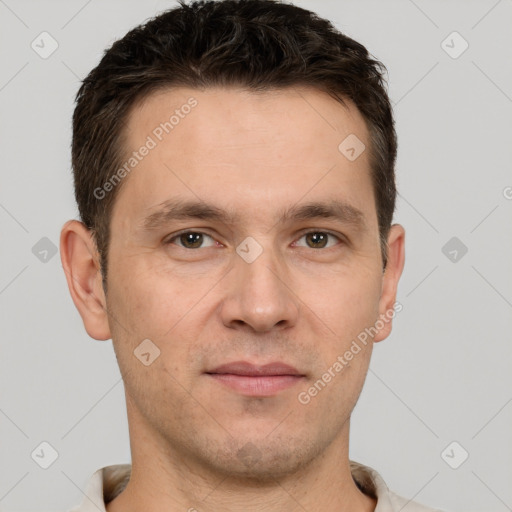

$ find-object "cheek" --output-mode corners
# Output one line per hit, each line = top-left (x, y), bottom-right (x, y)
(111, 255), (197, 337)
(313, 267), (382, 340)
(107, 259), (207, 384)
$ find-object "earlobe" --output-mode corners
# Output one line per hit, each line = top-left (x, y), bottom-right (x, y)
(60, 220), (112, 341)
(373, 223), (406, 343)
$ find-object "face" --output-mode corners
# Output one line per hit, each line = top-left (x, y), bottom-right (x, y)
(64, 86), (404, 481)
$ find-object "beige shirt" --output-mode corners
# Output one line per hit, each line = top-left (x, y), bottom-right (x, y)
(69, 461), (445, 512)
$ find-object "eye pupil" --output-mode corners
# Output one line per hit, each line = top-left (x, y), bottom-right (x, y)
(181, 232), (203, 248)
(306, 232), (328, 249)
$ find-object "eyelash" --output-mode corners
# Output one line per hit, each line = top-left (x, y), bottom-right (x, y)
(164, 229), (344, 250)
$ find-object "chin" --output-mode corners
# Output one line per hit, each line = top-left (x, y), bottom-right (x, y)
(202, 432), (322, 482)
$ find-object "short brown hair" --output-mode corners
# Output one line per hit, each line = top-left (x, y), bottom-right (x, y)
(72, 0), (397, 288)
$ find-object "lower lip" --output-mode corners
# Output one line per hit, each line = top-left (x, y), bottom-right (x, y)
(207, 374), (304, 396)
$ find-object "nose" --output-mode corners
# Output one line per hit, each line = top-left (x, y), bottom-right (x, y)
(219, 242), (300, 333)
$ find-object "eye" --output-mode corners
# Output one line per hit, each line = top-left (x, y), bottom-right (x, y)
(294, 230), (342, 249)
(164, 229), (343, 250)
(165, 231), (217, 249)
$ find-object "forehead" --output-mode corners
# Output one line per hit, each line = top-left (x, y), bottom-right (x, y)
(111, 86), (375, 230)
(128, 85), (369, 153)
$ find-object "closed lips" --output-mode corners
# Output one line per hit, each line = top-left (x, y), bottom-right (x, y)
(206, 361), (303, 376)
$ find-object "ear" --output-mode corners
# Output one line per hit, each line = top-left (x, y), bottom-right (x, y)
(373, 223), (405, 343)
(60, 220), (111, 341)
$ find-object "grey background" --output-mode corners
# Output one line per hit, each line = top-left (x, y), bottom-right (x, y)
(1, 0), (511, 511)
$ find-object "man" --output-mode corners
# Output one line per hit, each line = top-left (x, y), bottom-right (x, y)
(60, 0), (444, 510)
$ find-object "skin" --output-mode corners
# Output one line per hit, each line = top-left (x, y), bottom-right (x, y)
(60, 86), (405, 512)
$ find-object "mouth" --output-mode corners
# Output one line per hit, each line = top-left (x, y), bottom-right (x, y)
(205, 361), (305, 397)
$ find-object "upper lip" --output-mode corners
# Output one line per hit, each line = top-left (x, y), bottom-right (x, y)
(206, 361), (303, 376)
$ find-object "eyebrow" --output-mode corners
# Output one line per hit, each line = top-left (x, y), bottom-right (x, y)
(140, 198), (367, 233)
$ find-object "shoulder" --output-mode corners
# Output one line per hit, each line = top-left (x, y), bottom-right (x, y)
(67, 464), (131, 512)
(350, 460), (449, 512)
